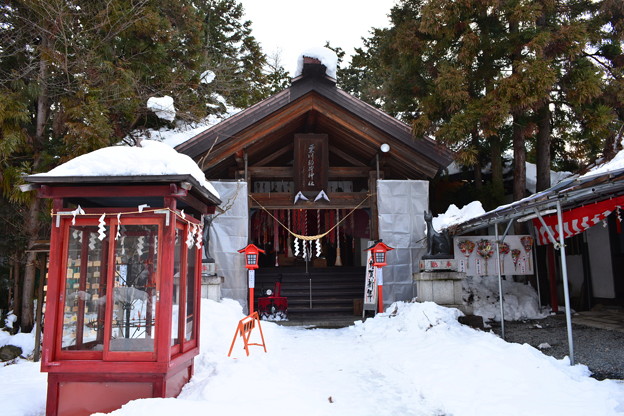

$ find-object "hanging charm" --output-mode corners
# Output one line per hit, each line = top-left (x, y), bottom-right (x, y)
(287, 210), (294, 257)
(303, 240), (309, 260)
(115, 213), (122, 240)
(294, 237), (300, 257)
(186, 225), (194, 248)
(71, 205), (85, 225)
(195, 224), (203, 249)
(335, 209), (342, 266)
(97, 213), (106, 241)
(88, 232), (96, 251)
(137, 236), (145, 257)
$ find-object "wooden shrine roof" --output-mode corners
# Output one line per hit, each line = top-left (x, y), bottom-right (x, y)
(26, 174), (221, 216)
(176, 64), (454, 180)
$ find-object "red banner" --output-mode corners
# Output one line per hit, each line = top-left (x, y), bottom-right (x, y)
(532, 196), (624, 245)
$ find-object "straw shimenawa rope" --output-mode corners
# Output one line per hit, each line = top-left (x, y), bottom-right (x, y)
(248, 193), (371, 241)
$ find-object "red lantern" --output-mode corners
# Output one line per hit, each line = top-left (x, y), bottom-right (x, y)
(365, 240), (394, 268)
(238, 244), (265, 270)
(364, 240), (394, 314)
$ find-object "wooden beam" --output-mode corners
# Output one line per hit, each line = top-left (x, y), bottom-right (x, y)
(369, 170), (380, 240)
(312, 98), (440, 178)
(248, 167), (293, 178)
(39, 184), (187, 199)
(328, 167), (371, 178)
(247, 166), (371, 180)
(198, 96), (315, 171)
(254, 143), (293, 167)
(329, 144), (367, 167)
(249, 192), (371, 209)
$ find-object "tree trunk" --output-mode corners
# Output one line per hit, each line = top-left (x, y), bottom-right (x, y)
(20, 31), (49, 333)
(535, 9), (552, 193)
(535, 103), (551, 192)
(21, 197), (43, 332)
(509, 16), (527, 202)
(472, 130), (483, 189)
(490, 136), (504, 204)
(11, 258), (22, 334)
(512, 111), (527, 201)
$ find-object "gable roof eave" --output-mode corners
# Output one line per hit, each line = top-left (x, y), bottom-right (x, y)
(176, 76), (454, 175)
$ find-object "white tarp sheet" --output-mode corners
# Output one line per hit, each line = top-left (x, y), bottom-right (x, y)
(377, 180), (429, 308)
(205, 181), (249, 311)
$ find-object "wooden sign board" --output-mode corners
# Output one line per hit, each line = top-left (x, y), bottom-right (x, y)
(294, 134), (328, 195)
(363, 249), (378, 314)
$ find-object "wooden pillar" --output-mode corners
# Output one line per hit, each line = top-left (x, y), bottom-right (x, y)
(369, 171), (382, 240)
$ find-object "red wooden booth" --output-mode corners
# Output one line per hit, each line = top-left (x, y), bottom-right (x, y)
(26, 174), (220, 416)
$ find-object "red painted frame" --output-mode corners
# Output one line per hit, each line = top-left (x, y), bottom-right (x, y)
(39, 184), (210, 416)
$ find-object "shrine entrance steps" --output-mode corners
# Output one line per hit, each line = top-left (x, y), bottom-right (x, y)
(254, 266), (365, 327)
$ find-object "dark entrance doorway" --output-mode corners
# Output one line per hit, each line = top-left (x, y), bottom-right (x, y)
(250, 208), (369, 322)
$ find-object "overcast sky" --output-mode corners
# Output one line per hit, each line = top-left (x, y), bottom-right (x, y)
(238, 0), (398, 75)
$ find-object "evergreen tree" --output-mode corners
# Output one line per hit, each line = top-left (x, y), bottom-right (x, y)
(343, 0), (623, 204)
(0, 0), (273, 331)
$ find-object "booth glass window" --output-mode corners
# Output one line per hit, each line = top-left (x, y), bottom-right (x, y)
(171, 228), (182, 347)
(62, 226), (108, 350)
(185, 246), (196, 342)
(109, 224), (158, 352)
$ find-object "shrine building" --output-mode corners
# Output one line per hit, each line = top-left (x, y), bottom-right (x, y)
(176, 52), (453, 319)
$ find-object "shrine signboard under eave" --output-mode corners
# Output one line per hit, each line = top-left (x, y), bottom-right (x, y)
(294, 133), (328, 196)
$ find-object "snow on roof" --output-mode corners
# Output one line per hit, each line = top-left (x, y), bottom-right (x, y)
(32, 140), (219, 198)
(525, 162), (574, 193)
(582, 147), (624, 179)
(432, 201), (486, 232)
(294, 46), (338, 79)
(147, 96), (176, 121)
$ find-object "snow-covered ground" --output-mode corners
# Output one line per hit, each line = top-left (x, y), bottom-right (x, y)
(2, 285), (623, 416)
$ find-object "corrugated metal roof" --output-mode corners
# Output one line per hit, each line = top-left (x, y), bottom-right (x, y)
(450, 167), (624, 235)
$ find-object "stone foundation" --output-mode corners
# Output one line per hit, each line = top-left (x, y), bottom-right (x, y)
(413, 271), (472, 315)
(202, 275), (224, 301)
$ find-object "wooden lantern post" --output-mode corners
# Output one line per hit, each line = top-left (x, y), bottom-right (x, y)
(365, 240), (394, 313)
(238, 244), (265, 314)
(26, 174), (220, 416)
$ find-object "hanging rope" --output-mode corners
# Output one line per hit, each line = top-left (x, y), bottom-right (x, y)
(248, 193), (371, 241)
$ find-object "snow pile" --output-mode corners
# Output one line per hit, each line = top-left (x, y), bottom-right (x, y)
(432, 201), (486, 231)
(2, 297), (624, 416)
(463, 275), (548, 321)
(295, 46), (338, 79)
(0, 330), (35, 357)
(147, 96), (176, 121)
(32, 139), (219, 198)
(3, 311), (17, 329)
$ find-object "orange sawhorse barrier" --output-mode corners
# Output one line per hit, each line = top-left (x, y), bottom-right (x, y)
(227, 312), (267, 357)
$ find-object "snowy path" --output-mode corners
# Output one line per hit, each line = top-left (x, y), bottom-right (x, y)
(102, 300), (624, 416)
(2, 299), (623, 416)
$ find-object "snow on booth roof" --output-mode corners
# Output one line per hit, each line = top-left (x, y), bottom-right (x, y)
(32, 139), (220, 198)
(294, 46), (338, 79)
